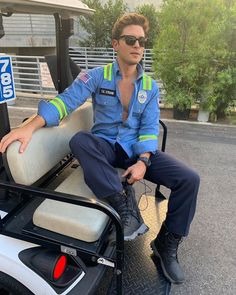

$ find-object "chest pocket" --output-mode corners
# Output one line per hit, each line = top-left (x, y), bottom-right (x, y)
(132, 103), (146, 117)
(96, 95), (118, 106)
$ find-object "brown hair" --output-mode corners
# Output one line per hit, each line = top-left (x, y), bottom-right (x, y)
(112, 13), (149, 40)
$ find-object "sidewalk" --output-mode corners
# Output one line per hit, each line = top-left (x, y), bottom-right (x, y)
(8, 94), (236, 129)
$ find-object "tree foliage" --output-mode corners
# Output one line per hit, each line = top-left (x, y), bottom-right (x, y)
(78, 0), (128, 48)
(153, 0), (236, 117)
(135, 4), (159, 48)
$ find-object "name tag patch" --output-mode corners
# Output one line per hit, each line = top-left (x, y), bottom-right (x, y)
(99, 88), (116, 97)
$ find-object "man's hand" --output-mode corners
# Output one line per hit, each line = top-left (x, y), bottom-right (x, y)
(0, 115), (45, 154)
(122, 161), (147, 184)
(0, 126), (33, 154)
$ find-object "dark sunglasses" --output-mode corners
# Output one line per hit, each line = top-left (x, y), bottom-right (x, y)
(119, 35), (147, 47)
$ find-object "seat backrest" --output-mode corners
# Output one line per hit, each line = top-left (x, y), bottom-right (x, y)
(6, 101), (93, 185)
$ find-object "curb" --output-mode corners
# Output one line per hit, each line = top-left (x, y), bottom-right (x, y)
(162, 118), (236, 128)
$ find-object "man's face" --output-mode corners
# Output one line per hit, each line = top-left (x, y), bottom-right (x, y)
(112, 25), (146, 66)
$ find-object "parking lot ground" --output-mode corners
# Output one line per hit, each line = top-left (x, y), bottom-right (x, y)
(6, 101), (236, 295)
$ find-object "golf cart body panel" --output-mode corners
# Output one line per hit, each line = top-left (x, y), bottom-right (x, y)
(0, 236), (70, 295)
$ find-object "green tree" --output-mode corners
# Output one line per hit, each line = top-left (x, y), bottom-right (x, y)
(79, 0), (127, 48)
(135, 4), (159, 48)
(153, 0), (236, 118)
(78, 0), (106, 47)
(103, 0), (128, 48)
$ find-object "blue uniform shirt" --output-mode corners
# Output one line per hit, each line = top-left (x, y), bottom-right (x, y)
(38, 60), (160, 158)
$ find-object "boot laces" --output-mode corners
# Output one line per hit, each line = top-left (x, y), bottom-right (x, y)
(122, 183), (140, 223)
(165, 233), (183, 260)
(118, 194), (132, 226)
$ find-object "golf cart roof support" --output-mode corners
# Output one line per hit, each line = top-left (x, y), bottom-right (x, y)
(54, 13), (74, 93)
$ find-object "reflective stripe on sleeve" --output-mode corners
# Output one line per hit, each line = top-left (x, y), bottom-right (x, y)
(49, 97), (68, 120)
(139, 134), (158, 141)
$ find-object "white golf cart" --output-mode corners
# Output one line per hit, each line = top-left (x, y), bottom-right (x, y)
(0, 1), (169, 294)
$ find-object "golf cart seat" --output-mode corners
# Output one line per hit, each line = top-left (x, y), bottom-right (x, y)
(5, 100), (165, 244)
(6, 101), (111, 242)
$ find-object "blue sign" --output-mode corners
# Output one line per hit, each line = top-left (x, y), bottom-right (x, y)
(0, 56), (16, 104)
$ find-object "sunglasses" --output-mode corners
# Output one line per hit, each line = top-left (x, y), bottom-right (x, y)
(119, 35), (147, 47)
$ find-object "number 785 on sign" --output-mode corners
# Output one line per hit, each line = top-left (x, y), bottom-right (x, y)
(0, 56), (16, 104)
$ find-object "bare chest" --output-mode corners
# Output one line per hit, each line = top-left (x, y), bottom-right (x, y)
(118, 80), (134, 120)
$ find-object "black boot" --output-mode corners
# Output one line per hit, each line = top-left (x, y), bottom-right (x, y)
(150, 223), (185, 284)
(105, 190), (148, 241)
(122, 180), (149, 240)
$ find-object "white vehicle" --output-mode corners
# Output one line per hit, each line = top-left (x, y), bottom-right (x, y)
(0, 1), (169, 294)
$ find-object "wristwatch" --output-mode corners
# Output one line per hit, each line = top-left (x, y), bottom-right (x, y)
(137, 157), (151, 168)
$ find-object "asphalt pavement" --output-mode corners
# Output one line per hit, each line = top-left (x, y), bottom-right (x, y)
(6, 98), (236, 295)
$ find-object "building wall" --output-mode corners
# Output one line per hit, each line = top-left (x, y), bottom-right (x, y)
(0, 14), (56, 55)
(0, 1), (163, 55)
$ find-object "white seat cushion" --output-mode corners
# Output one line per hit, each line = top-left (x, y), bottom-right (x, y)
(33, 167), (109, 242)
(33, 167), (144, 242)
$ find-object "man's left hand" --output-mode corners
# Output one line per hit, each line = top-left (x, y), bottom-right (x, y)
(122, 161), (147, 184)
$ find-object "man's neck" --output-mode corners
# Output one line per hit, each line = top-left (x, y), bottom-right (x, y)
(117, 58), (138, 80)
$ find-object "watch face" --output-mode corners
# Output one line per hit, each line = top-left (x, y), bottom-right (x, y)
(138, 157), (151, 167)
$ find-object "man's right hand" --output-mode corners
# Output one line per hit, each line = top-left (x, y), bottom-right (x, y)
(0, 115), (45, 154)
(0, 126), (33, 154)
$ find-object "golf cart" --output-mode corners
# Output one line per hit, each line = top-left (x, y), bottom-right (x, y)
(0, 1), (170, 294)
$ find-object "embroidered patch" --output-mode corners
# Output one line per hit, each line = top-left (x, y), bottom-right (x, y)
(99, 88), (116, 97)
(138, 90), (147, 104)
(77, 72), (92, 83)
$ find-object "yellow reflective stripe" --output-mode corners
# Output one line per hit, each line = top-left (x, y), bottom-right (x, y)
(142, 74), (152, 90)
(54, 97), (68, 117)
(50, 100), (63, 120)
(108, 63), (112, 81)
(147, 76), (152, 90)
(104, 63), (112, 81)
(139, 135), (158, 141)
(49, 97), (67, 121)
(104, 65), (108, 79)
(143, 74), (147, 90)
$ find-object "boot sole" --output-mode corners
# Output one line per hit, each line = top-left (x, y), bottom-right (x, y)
(150, 240), (184, 284)
(124, 223), (149, 241)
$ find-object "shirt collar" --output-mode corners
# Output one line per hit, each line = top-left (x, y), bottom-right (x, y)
(113, 60), (144, 80)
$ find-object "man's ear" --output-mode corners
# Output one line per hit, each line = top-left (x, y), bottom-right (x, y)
(112, 39), (119, 51)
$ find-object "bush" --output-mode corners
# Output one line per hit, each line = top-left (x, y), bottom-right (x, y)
(153, 0), (236, 119)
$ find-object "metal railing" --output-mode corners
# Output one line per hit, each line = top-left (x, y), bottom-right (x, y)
(69, 47), (153, 73)
(10, 47), (155, 97)
(11, 55), (57, 97)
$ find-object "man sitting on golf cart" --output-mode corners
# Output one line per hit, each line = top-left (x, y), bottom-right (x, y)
(0, 13), (200, 285)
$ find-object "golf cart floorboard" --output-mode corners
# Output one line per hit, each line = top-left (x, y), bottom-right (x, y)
(98, 196), (171, 295)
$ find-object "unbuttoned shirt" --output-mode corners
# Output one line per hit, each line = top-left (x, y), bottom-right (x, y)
(38, 61), (160, 158)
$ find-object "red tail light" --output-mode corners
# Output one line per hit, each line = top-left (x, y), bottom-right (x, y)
(53, 255), (67, 280)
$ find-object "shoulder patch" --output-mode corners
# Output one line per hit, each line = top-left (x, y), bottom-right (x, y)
(77, 72), (92, 84)
(138, 90), (147, 104)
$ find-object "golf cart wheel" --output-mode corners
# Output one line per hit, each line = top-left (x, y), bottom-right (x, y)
(0, 271), (33, 295)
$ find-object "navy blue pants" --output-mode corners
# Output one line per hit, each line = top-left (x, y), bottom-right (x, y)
(70, 131), (200, 236)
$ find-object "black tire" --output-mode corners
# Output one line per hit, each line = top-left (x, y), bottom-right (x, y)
(0, 271), (33, 295)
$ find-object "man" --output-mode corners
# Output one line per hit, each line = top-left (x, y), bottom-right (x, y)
(0, 13), (200, 284)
